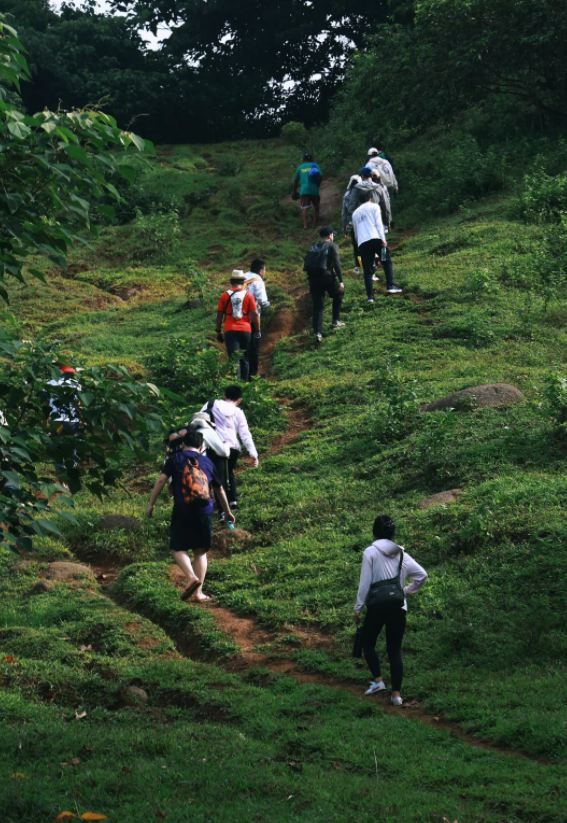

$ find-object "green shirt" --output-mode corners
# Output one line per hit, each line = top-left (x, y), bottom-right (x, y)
(294, 162), (321, 196)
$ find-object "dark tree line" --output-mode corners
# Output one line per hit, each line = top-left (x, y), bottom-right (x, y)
(2, 0), (397, 142)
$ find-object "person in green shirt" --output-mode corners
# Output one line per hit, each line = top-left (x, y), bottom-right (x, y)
(292, 152), (322, 229)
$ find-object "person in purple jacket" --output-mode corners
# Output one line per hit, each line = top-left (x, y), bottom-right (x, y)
(354, 515), (427, 705)
(146, 429), (234, 602)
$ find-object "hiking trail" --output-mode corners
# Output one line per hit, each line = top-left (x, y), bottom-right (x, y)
(87, 244), (551, 767)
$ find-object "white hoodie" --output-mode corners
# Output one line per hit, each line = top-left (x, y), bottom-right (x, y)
(355, 539), (427, 612)
(200, 399), (258, 459)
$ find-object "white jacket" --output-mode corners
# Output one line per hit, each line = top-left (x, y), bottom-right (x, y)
(366, 156), (398, 192)
(355, 539), (427, 612)
(244, 273), (270, 312)
(200, 399), (258, 459)
(351, 201), (386, 246)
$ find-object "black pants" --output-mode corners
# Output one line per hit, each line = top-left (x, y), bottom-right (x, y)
(349, 227), (359, 268)
(49, 420), (81, 493)
(208, 448), (240, 504)
(225, 331), (251, 381)
(308, 272), (343, 335)
(249, 332), (261, 378)
(359, 238), (394, 295)
(362, 606), (406, 691)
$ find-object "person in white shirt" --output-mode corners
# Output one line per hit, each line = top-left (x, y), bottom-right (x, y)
(352, 192), (402, 301)
(200, 385), (258, 509)
(354, 515), (427, 706)
(244, 258), (270, 377)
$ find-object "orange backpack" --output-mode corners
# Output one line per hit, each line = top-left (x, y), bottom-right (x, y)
(180, 456), (210, 506)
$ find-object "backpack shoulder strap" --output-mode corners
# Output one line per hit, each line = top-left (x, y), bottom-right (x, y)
(397, 548), (404, 579)
(205, 399), (216, 425)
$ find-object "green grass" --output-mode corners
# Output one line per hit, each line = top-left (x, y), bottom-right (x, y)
(2, 138), (566, 816)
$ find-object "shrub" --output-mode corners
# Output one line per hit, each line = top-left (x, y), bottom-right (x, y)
(518, 170), (567, 224)
(543, 374), (567, 434)
(146, 338), (229, 406)
(281, 121), (308, 148)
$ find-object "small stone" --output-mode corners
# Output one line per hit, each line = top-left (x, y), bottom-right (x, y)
(120, 686), (148, 707)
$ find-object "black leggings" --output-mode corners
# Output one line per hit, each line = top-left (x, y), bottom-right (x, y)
(362, 606), (406, 691)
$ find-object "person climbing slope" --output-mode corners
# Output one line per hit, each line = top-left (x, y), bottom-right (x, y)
(292, 152), (322, 229)
(303, 226), (345, 344)
(200, 385), (259, 511)
(354, 515), (427, 706)
(216, 269), (260, 381)
(244, 258), (270, 377)
(351, 192), (402, 300)
(146, 428), (235, 602)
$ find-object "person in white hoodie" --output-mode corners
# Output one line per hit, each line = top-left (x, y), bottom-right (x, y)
(200, 385), (259, 509)
(354, 515), (427, 705)
(244, 258), (270, 378)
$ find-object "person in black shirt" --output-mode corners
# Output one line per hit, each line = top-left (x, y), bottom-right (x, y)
(304, 226), (346, 344)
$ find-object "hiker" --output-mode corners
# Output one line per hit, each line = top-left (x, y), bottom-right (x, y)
(347, 167), (391, 230)
(366, 147), (398, 193)
(371, 140), (395, 170)
(354, 515), (427, 706)
(146, 428), (235, 602)
(216, 270), (260, 382)
(244, 258), (270, 378)
(352, 192), (402, 300)
(342, 174), (362, 273)
(292, 152), (322, 229)
(303, 226), (345, 344)
(46, 365), (82, 493)
(200, 385), (258, 511)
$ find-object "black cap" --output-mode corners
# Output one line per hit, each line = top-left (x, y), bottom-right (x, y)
(319, 226), (334, 237)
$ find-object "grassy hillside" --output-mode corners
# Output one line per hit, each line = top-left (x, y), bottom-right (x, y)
(1, 139), (566, 820)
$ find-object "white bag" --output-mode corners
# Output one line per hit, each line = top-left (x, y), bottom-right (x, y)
(190, 412), (230, 458)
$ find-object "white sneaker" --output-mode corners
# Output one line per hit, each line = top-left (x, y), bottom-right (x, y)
(353, 266), (361, 274)
(364, 680), (386, 695)
(367, 298), (375, 304)
(331, 321), (346, 329)
(390, 695), (403, 706)
(387, 286), (403, 294)
(372, 274), (380, 282)
(315, 333), (323, 344)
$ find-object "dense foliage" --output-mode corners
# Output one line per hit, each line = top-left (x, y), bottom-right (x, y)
(0, 14), (148, 297)
(0, 17), (162, 548)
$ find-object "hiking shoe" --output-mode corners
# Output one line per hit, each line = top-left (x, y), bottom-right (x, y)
(353, 266), (361, 274)
(367, 298), (375, 304)
(331, 321), (346, 329)
(390, 695), (403, 706)
(387, 286), (403, 294)
(315, 333), (323, 344)
(365, 681), (387, 695)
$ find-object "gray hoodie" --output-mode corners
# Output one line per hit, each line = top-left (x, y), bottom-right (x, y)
(355, 539), (427, 612)
(347, 180), (391, 229)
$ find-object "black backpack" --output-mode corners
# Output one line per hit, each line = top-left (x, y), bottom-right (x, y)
(303, 241), (330, 274)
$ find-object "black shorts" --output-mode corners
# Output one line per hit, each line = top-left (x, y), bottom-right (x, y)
(170, 507), (212, 553)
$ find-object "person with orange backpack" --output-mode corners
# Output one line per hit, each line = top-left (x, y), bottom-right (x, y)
(146, 428), (235, 602)
(216, 270), (260, 381)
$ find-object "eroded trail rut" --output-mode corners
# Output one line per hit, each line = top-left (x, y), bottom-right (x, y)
(92, 192), (548, 767)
